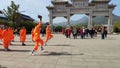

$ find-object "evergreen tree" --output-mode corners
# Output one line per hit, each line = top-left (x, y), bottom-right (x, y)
(3, 1), (21, 23)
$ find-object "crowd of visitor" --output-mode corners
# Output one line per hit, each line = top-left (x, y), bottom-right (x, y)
(62, 26), (108, 39)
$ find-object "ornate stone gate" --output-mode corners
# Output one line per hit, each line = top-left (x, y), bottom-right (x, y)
(47, 0), (116, 33)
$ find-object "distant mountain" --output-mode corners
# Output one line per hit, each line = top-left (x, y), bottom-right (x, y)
(54, 16), (88, 26)
(70, 16), (88, 25)
(112, 14), (120, 23)
(93, 14), (120, 24)
(93, 16), (108, 24)
(53, 14), (120, 26)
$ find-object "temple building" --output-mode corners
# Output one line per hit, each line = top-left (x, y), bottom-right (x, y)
(0, 10), (8, 21)
(47, 0), (116, 33)
(0, 10), (34, 22)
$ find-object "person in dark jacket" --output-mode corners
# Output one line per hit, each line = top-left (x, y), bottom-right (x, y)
(104, 27), (108, 38)
(72, 27), (77, 39)
(101, 26), (105, 39)
(89, 28), (95, 38)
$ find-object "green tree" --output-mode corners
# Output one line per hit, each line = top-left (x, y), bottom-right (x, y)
(8, 21), (17, 28)
(0, 20), (9, 25)
(3, 1), (21, 23)
(19, 21), (36, 33)
(74, 23), (87, 28)
(54, 26), (63, 32)
(113, 21), (120, 33)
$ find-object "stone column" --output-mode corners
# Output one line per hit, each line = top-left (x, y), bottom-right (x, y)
(88, 10), (93, 29)
(108, 9), (113, 33)
(67, 15), (70, 26)
(49, 11), (53, 32)
(67, 9), (70, 27)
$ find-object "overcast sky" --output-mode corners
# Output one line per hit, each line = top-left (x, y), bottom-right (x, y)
(0, 0), (120, 23)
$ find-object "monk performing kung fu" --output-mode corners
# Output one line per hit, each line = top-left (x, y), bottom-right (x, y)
(30, 15), (44, 55)
(45, 22), (53, 46)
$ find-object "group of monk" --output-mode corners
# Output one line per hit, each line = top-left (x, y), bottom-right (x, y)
(0, 26), (14, 51)
(0, 15), (53, 56)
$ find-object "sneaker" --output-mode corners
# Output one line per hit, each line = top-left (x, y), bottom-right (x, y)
(30, 50), (35, 56)
(41, 46), (44, 51)
(4, 48), (11, 51)
(45, 42), (47, 46)
(4, 48), (8, 51)
(30, 52), (35, 56)
(31, 53), (35, 56)
(7, 48), (11, 51)
(10, 43), (13, 45)
(22, 43), (26, 46)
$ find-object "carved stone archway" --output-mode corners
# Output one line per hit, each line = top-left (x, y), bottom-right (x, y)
(47, 0), (116, 33)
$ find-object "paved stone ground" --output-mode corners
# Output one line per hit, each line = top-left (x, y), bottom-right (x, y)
(0, 34), (120, 68)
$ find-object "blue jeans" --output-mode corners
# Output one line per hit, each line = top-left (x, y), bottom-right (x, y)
(101, 33), (105, 39)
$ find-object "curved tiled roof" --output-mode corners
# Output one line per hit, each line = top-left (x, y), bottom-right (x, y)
(0, 14), (8, 20)
(52, 0), (67, 2)
(0, 14), (6, 18)
(92, 0), (110, 1)
(21, 14), (34, 21)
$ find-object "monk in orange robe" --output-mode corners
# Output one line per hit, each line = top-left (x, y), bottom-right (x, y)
(45, 23), (53, 46)
(0, 27), (3, 40)
(30, 15), (44, 55)
(8, 27), (14, 45)
(19, 27), (26, 46)
(0, 27), (3, 44)
(10, 28), (14, 41)
(31, 28), (34, 42)
(2, 26), (11, 51)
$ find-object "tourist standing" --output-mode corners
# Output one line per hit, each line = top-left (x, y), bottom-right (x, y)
(104, 27), (108, 38)
(65, 26), (71, 38)
(101, 26), (105, 39)
(72, 27), (77, 39)
(62, 28), (65, 35)
(89, 28), (95, 38)
(79, 27), (84, 39)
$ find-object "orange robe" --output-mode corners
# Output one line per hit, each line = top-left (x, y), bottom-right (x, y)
(8, 28), (14, 41)
(45, 25), (53, 43)
(33, 21), (44, 51)
(19, 28), (26, 43)
(0, 28), (3, 40)
(11, 29), (14, 41)
(31, 29), (34, 41)
(2, 29), (11, 49)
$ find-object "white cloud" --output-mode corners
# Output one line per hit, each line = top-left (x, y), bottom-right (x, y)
(0, 0), (51, 22)
(0, 0), (120, 23)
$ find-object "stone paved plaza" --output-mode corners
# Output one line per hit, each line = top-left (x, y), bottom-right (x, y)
(0, 34), (120, 68)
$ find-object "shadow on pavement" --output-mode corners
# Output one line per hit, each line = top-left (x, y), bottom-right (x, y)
(10, 50), (31, 52)
(46, 44), (71, 46)
(12, 40), (33, 42)
(0, 49), (30, 52)
(0, 49), (5, 51)
(10, 43), (34, 46)
(0, 65), (7, 68)
(105, 37), (117, 40)
(35, 52), (84, 56)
